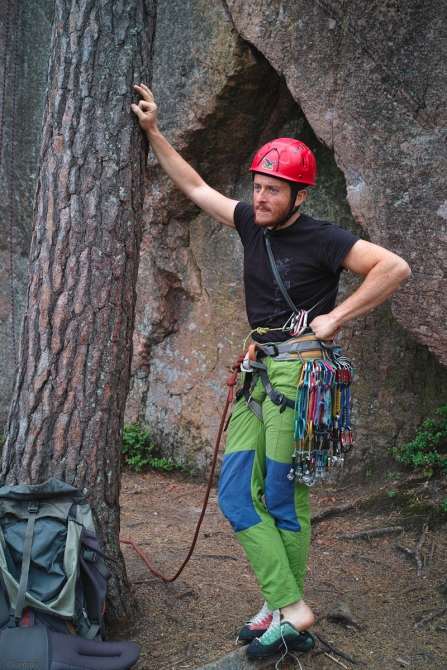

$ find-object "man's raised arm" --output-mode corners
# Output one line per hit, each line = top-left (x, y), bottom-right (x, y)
(131, 84), (237, 229)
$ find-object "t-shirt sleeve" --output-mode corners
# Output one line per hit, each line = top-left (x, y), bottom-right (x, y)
(233, 201), (254, 244)
(317, 222), (359, 274)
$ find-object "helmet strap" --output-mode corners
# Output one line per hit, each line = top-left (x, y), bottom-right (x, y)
(273, 182), (303, 230)
(271, 204), (301, 231)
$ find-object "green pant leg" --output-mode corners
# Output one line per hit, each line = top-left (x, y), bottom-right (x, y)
(219, 375), (302, 608)
(262, 357), (311, 605)
(219, 360), (310, 609)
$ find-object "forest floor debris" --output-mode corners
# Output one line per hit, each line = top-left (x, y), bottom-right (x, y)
(113, 470), (447, 670)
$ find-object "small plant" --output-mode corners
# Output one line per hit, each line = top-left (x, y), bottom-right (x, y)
(122, 423), (186, 473)
(441, 498), (447, 513)
(390, 404), (447, 474)
(387, 491), (396, 498)
(365, 470), (372, 477)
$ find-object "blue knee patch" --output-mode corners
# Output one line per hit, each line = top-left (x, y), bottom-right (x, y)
(218, 451), (262, 533)
(264, 458), (301, 532)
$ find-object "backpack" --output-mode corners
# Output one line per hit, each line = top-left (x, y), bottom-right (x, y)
(0, 478), (140, 670)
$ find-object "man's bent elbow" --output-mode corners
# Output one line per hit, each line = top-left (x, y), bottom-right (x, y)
(391, 257), (411, 288)
(398, 258), (412, 282)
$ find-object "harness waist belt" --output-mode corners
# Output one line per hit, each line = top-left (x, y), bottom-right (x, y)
(261, 336), (323, 358)
(239, 334), (333, 422)
(249, 334), (331, 363)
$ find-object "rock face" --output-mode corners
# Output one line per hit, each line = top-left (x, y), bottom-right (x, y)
(126, 0), (447, 475)
(2, 0), (447, 476)
(225, 0), (447, 364)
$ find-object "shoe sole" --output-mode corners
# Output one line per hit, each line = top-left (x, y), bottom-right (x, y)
(238, 629), (269, 641)
(246, 633), (315, 657)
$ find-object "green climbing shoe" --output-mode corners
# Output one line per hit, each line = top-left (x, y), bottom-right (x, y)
(245, 614), (315, 658)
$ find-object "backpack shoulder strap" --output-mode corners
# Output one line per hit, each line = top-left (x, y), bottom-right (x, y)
(13, 500), (38, 625)
(79, 555), (102, 639)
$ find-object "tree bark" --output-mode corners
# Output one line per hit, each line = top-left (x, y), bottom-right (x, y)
(1, 0), (155, 625)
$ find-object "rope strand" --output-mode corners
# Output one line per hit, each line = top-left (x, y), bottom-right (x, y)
(243, 326), (284, 350)
(120, 352), (246, 582)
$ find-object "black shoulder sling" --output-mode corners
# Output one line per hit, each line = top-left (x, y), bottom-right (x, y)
(263, 228), (338, 334)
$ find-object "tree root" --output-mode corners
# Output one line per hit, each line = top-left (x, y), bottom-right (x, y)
(396, 523), (428, 576)
(337, 526), (403, 540)
(315, 600), (366, 630)
(311, 502), (357, 524)
(313, 631), (363, 664)
(414, 605), (447, 630)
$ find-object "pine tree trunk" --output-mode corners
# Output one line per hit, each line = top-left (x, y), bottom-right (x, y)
(1, 0), (155, 625)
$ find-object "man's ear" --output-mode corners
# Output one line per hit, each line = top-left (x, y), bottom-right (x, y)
(294, 189), (308, 208)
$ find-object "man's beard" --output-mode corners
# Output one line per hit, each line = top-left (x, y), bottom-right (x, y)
(253, 203), (293, 228)
(253, 214), (273, 228)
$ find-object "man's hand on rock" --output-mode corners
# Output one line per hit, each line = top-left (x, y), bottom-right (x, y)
(131, 83), (158, 136)
(309, 314), (342, 341)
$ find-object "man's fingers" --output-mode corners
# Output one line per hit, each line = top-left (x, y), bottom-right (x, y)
(132, 83), (158, 132)
(138, 100), (154, 112)
(131, 104), (146, 120)
(133, 83), (154, 102)
(140, 83), (152, 96)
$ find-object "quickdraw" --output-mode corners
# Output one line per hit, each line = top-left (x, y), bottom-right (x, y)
(291, 352), (355, 486)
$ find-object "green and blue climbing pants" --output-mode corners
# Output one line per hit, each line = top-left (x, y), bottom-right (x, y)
(218, 355), (311, 611)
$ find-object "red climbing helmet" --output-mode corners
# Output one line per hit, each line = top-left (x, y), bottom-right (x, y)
(249, 138), (316, 186)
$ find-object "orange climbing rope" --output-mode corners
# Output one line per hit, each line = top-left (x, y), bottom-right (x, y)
(119, 351), (246, 582)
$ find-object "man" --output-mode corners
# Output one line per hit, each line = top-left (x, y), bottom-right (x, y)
(131, 84), (411, 657)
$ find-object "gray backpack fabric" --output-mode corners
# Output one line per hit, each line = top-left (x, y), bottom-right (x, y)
(0, 478), (140, 670)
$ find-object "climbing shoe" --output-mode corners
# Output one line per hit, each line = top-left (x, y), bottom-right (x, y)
(245, 611), (315, 657)
(237, 602), (275, 641)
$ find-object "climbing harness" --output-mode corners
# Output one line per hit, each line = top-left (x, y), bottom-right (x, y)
(235, 332), (355, 487)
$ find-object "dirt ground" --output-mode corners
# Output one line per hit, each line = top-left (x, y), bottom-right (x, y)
(116, 468), (447, 670)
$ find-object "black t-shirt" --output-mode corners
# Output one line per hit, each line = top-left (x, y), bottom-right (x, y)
(234, 201), (359, 343)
